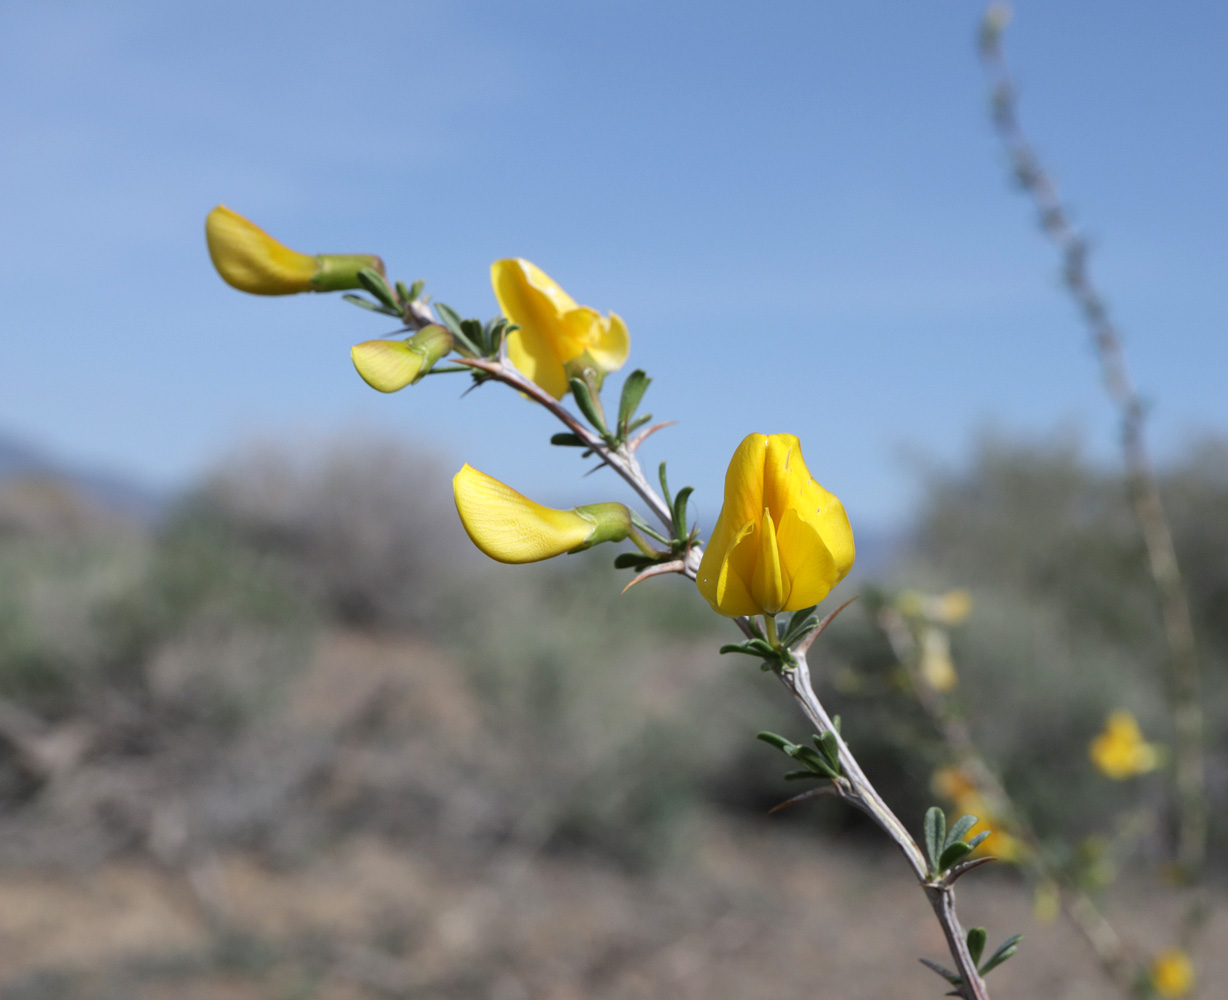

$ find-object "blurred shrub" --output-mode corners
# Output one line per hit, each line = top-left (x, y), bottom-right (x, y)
(807, 433), (1228, 856)
(192, 436), (464, 630)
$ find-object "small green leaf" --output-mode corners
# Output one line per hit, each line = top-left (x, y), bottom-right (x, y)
(550, 433), (587, 447)
(408, 279), (425, 301)
(341, 293), (397, 315)
(617, 369), (651, 432)
(966, 927), (987, 967)
(945, 814), (979, 849)
(357, 268), (397, 309)
(832, 715), (842, 734)
(919, 958), (962, 986)
(924, 807), (946, 873)
(783, 769), (821, 781)
(979, 934), (1022, 975)
(613, 553), (654, 570)
(395, 280), (412, 304)
(818, 731), (841, 769)
(756, 732), (795, 752)
(966, 830), (991, 851)
(658, 462), (673, 508)
(939, 841), (974, 871)
(433, 302), (480, 355)
(671, 486), (694, 543)
(568, 377), (609, 435)
(625, 413), (653, 434)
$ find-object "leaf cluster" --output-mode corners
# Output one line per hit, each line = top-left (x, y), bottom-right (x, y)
(924, 806), (992, 879)
(922, 929), (1022, 990)
(756, 723), (844, 783)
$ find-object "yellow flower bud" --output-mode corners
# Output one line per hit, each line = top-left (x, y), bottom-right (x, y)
(1151, 949), (1195, 998)
(206, 205), (384, 295)
(452, 464), (631, 564)
(490, 258), (629, 400)
(1089, 710), (1158, 780)
(351, 325), (453, 392)
(696, 433), (854, 617)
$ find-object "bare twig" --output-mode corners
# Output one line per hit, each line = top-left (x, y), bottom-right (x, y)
(978, 4), (1205, 876)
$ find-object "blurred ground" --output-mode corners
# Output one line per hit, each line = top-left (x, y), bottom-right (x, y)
(0, 436), (1225, 998)
(1, 627), (1222, 1000)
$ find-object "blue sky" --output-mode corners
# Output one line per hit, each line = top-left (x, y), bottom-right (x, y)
(2, 1), (1226, 534)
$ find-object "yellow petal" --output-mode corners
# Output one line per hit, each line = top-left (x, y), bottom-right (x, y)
(698, 518), (760, 617)
(206, 205), (318, 295)
(1152, 949), (1195, 998)
(752, 508), (786, 614)
(558, 307), (605, 363)
(492, 258), (574, 399)
(774, 506), (839, 611)
(452, 464), (596, 564)
(351, 340), (424, 393)
(587, 311), (630, 373)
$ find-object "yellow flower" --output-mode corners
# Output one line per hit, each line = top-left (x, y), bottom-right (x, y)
(918, 627), (958, 692)
(206, 205), (383, 295)
(452, 464), (631, 564)
(931, 766), (1022, 863)
(1151, 948), (1195, 998)
(696, 433), (854, 618)
(1089, 710), (1158, 780)
(490, 258), (629, 400)
(352, 325), (454, 393)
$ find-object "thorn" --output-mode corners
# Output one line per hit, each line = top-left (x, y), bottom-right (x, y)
(794, 595), (861, 656)
(768, 785), (839, 814)
(944, 855), (997, 884)
(627, 420), (677, 452)
(621, 559), (686, 593)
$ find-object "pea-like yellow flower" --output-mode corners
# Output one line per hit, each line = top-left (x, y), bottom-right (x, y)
(696, 433), (854, 618)
(932, 766), (1022, 863)
(206, 205), (384, 295)
(453, 464), (631, 564)
(352, 325), (454, 393)
(1089, 710), (1158, 780)
(490, 258), (629, 400)
(1151, 948), (1195, 998)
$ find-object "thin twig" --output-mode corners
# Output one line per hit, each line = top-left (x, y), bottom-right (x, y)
(978, 4), (1206, 877)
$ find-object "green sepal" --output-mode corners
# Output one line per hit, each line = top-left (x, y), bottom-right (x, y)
(617, 369), (651, 435)
(924, 807), (946, 873)
(945, 814), (979, 849)
(551, 433), (587, 447)
(966, 927), (988, 967)
(720, 639), (777, 659)
(568, 377), (609, 435)
(979, 934), (1022, 975)
(357, 268), (397, 310)
(939, 841), (974, 871)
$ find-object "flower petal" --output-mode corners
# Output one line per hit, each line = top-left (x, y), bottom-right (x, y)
(752, 508), (786, 614)
(453, 464), (594, 563)
(775, 506), (840, 611)
(351, 340), (423, 393)
(587, 311), (630, 373)
(206, 205), (318, 295)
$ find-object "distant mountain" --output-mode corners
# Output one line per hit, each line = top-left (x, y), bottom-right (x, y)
(0, 432), (167, 521)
